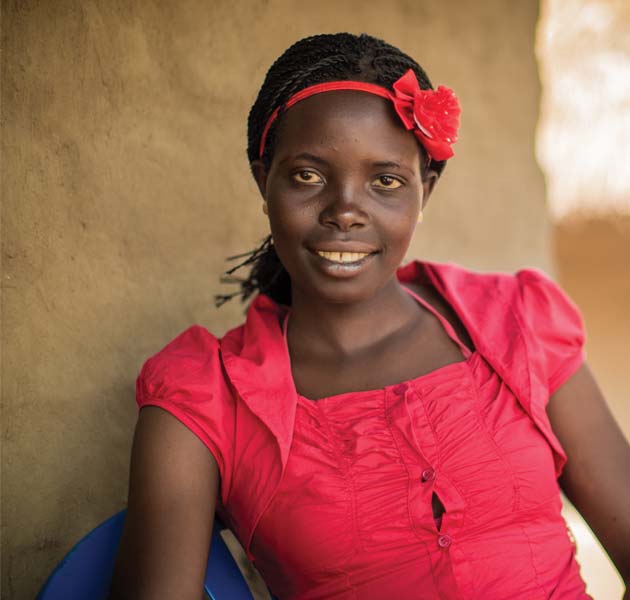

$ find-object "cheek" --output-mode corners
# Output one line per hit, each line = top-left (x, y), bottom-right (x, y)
(377, 204), (419, 246)
(266, 184), (320, 239)
(388, 224), (417, 259)
(266, 205), (313, 271)
(267, 205), (308, 241)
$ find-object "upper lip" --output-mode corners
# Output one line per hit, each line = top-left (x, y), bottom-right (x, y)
(310, 241), (380, 254)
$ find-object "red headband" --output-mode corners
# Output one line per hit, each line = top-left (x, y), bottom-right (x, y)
(258, 69), (461, 162)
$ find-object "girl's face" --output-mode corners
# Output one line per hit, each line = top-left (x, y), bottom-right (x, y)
(252, 91), (438, 306)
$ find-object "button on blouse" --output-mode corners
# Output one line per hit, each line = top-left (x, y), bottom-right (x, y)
(249, 287), (589, 599)
(135, 261), (589, 600)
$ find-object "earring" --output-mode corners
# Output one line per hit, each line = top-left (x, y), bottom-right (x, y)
(262, 202), (269, 215)
(417, 211), (424, 223)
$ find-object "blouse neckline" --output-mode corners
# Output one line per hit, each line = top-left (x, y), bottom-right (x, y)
(282, 284), (477, 404)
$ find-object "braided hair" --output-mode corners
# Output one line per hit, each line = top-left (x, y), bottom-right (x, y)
(216, 33), (444, 308)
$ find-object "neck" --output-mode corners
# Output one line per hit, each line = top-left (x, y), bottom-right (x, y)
(286, 276), (421, 359)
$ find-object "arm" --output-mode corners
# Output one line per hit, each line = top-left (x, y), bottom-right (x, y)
(547, 362), (630, 596)
(108, 406), (220, 600)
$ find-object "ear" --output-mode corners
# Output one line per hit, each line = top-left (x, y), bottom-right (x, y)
(250, 160), (269, 199)
(420, 169), (439, 210)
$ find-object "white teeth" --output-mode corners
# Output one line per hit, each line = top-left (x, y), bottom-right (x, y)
(316, 251), (370, 263)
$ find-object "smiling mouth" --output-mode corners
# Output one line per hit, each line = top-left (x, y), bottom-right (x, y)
(316, 250), (372, 263)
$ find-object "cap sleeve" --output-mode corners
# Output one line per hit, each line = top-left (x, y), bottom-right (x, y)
(516, 268), (586, 396)
(136, 325), (235, 487)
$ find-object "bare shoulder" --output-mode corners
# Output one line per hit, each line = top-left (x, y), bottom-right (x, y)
(402, 279), (475, 351)
(548, 363), (630, 585)
(109, 407), (220, 600)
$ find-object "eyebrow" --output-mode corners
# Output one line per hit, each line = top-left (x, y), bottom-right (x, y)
(371, 160), (416, 177)
(279, 152), (330, 167)
(372, 161), (404, 170)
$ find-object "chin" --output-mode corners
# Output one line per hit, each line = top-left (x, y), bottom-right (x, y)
(280, 247), (405, 306)
(293, 268), (394, 307)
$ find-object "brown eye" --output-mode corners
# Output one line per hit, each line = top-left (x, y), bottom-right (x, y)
(293, 170), (324, 184)
(373, 175), (403, 189)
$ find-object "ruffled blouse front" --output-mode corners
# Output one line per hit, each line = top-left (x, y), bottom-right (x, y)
(250, 289), (589, 599)
(135, 262), (589, 600)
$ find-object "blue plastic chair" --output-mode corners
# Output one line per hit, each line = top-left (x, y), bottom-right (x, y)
(37, 509), (254, 600)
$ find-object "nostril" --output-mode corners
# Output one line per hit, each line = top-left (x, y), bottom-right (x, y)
(320, 207), (369, 231)
(321, 219), (365, 232)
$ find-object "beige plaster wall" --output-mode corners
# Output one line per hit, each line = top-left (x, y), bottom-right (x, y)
(536, 3), (630, 597)
(554, 217), (630, 444)
(2, 1), (547, 597)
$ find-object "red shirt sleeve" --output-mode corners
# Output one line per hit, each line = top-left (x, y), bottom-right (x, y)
(135, 325), (236, 484)
(516, 268), (586, 396)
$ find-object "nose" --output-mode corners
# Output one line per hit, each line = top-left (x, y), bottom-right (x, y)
(319, 182), (369, 231)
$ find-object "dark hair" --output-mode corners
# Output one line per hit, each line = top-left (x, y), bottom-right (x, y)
(216, 33), (444, 308)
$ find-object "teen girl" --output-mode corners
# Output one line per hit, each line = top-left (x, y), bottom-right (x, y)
(110, 33), (630, 599)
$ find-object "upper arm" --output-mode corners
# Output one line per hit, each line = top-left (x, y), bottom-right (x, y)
(109, 406), (220, 600)
(547, 362), (630, 583)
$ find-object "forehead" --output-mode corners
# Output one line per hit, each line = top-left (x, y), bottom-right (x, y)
(272, 91), (421, 165)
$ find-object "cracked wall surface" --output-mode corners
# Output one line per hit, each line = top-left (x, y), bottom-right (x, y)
(2, 1), (546, 597)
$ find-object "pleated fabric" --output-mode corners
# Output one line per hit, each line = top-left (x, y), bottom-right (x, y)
(136, 261), (589, 599)
(250, 288), (589, 599)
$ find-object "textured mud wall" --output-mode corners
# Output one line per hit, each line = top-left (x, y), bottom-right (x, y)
(555, 217), (630, 438)
(2, 1), (546, 597)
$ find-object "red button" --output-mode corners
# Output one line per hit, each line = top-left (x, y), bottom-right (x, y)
(393, 383), (407, 395)
(438, 534), (452, 548)
(421, 468), (436, 482)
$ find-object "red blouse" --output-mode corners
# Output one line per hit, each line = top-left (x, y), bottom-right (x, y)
(136, 261), (588, 599)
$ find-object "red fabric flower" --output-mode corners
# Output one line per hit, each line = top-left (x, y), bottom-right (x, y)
(391, 69), (461, 162)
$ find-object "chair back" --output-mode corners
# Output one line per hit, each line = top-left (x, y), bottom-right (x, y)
(37, 510), (254, 600)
